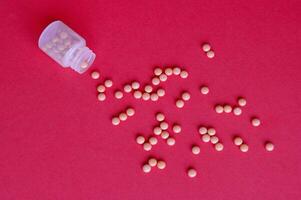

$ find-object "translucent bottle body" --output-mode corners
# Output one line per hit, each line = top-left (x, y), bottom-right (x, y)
(38, 20), (96, 74)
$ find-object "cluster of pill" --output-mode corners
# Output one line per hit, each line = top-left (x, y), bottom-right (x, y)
(93, 66), (189, 103)
(152, 67), (189, 86)
(153, 112), (181, 146)
(233, 136), (249, 152)
(214, 97), (262, 127)
(202, 43), (215, 59)
(175, 91), (191, 108)
(199, 126), (224, 151)
(136, 135), (158, 151)
(123, 81), (140, 99)
(142, 158), (166, 173)
(96, 79), (113, 101)
(121, 66), (188, 101)
(123, 81), (165, 101)
(215, 97), (246, 116)
(88, 41), (276, 178)
(92, 70), (123, 101)
(41, 31), (74, 61)
(233, 137), (275, 152)
(111, 107), (135, 125)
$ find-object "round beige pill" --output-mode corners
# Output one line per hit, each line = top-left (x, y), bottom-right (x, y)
(142, 93), (150, 101)
(148, 158), (157, 167)
(119, 113), (127, 121)
(215, 143), (224, 151)
(238, 97), (247, 107)
(206, 50), (215, 58)
(153, 127), (162, 135)
(133, 90), (142, 99)
(157, 160), (166, 169)
(165, 68), (173, 76)
(187, 168), (197, 178)
(142, 164), (152, 173)
(265, 142), (274, 152)
(160, 122), (168, 130)
(207, 128), (216, 136)
(200, 86), (209, 95)
(114, 91), (123, 99)
(81, 62), (89, 69)
(251, 118), (261, 127)
(198, 127), (207, 135)
(144, 85), (153, 93)
(156, 113), (165, 122)
(97, 93), (106, 101)
(159, 74), (168, 82)
(210, 136), (219, 144)
(176, 99), (185, 108)
(202, 43), (211, 52)
(149, 137), (158, 145)
(112, 117), (120, 126)
(223, 105), (232, 113)
(215, 105), (224, 113)
(136, 135), (145, 144)
(104, 79), (113, 88)
(160, 131), (169, 139)
(166, 137), (176, 146)
(202, 134), (211, 142)
(150, 93), (159, 101)
(234, 137), (243, 146)
(233, 107), (242, 116)
(154, 68), (163, 76)
(172, 124), (181, 133)
(181, 92), (191, 101)
(143, 142), (152, 151)
(126, 108), (135, 116)
(180, 70), (188, 79)
(152, 77), (160, 85)
(91, 71), (100, 79)
(173, 67), (181, 75)
(240, 144), (249, 152)
(97, 85), (106, 93)
(156, 88), (165, 97)
(131, 81), (140, 90)
(124, 84), (132, 93)
(192, 146), (200, 155)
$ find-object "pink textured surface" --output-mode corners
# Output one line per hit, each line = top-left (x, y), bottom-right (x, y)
(0, 0), (300, 199)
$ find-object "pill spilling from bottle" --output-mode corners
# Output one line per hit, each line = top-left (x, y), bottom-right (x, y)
(38, 26), (275, 178)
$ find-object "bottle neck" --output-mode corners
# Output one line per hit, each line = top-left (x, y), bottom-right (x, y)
(65, 46), (96, 74)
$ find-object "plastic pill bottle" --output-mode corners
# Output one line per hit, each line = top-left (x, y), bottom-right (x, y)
(38, 20), (96, 74)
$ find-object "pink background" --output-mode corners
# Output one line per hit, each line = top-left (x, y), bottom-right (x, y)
(0, 0), (300, 199)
